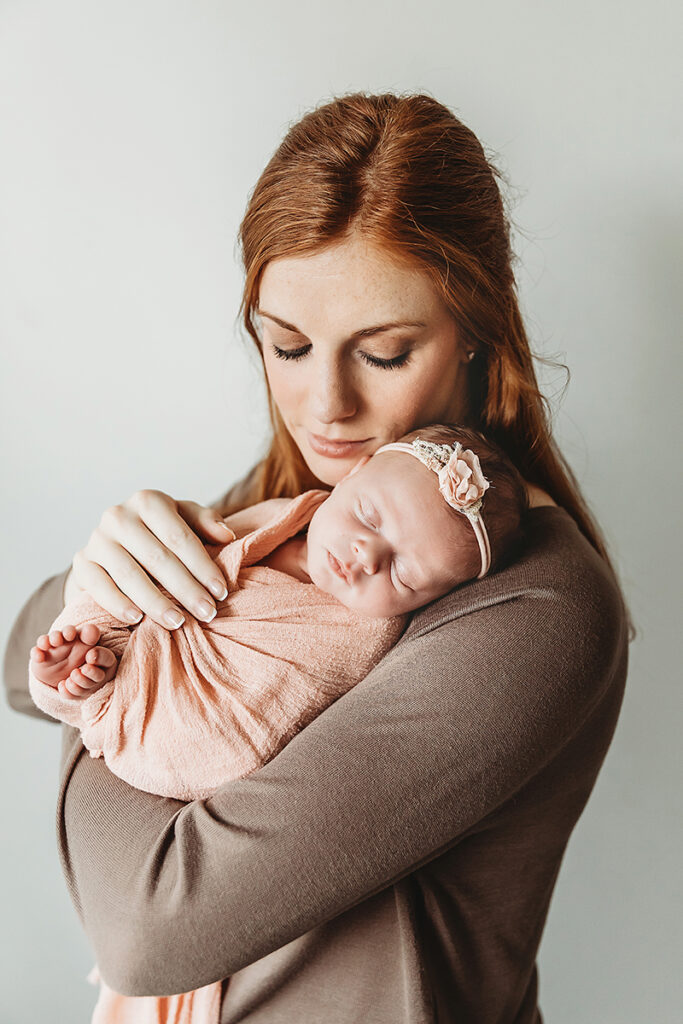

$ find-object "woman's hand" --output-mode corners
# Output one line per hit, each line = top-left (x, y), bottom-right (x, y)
(65, 490), (236, 629)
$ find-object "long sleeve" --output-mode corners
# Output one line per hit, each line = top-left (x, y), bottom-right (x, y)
(55, 511), (628, 998)
(3, 567), (71, 722)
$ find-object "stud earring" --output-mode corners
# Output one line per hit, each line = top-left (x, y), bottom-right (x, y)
(466, 350), (476, 362)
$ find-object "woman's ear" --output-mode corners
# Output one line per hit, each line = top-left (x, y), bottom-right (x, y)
(338, 454), (371, 484)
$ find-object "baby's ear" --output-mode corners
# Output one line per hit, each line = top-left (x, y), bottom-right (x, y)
(338, 455), (371, 484)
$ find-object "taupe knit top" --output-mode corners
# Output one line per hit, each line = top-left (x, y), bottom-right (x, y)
(3, 503), (628, 1023)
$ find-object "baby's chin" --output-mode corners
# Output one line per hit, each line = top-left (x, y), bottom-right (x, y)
(321, 579), (413, 618)
(335, 592), (394, 618)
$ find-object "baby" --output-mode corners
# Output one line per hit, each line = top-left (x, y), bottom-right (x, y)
(28, 424), (527, 1024)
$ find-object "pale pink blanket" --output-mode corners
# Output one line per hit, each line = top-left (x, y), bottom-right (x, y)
(29, 489), (407, 1024)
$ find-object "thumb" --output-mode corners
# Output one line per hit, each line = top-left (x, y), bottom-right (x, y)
(178, 500), (236, 541)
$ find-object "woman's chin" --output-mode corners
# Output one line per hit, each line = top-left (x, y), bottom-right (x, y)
(301, 448), (357, 489)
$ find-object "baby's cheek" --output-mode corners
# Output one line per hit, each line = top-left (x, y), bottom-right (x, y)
(353, 580), (408, 619)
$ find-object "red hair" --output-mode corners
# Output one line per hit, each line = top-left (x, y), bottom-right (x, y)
(231, 91), (614, 571)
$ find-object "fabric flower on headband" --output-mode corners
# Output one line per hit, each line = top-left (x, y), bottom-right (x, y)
(374, 437), (493, 578)
(437, 445), (490, 516)
(410, 438), (489, 519)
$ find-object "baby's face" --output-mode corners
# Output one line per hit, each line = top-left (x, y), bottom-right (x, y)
(306, 451), (472, 617)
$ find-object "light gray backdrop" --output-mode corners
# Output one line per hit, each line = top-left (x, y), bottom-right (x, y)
(1, 2), (681, 1021)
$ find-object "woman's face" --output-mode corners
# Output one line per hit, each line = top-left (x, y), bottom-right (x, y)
(257, 231), (472, 487)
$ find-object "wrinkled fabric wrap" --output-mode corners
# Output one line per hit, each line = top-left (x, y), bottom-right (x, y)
(28, 488), (407, 1024)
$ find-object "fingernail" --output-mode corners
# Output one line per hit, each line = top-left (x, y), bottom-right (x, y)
(163, 609), (185, 629)
(217, 522), (234, 534)
(196, 600), (216, 623)
(125, 609), (143, 624)
(208, 579), (228, 600)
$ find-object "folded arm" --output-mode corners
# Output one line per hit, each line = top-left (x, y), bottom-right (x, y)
(56, 578), (626, 997)
(3, 568), (71, 722)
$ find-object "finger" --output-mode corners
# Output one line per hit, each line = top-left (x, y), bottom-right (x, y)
(178, 500), (236, 544)
(72, 551), (145, 625)
(138, 496), (230, 602)
(95, 514), (225, 623)
(88, 533), (198, 627)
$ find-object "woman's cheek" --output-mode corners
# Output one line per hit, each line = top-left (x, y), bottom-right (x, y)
(262, 353), (302, 421)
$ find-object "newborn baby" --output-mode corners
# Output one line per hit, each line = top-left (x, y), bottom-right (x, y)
(30, 423), (528, 798)
(28, 423), (527, 1023)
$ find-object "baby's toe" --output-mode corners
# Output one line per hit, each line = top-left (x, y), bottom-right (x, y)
(37, 634), (52, 651)
(80, 664), (104, 684)
(66, 669), (90, 697)
(30, 646), (46, 663)
(86, 645), (116, 667)
(49, 630), (64, 647)
(79, 623), (101, 646)
(62, 625), (77, 642)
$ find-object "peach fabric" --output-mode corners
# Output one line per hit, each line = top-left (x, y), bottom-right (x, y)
(28, 489), (407, 1024)
(86, 965), (222, 1024)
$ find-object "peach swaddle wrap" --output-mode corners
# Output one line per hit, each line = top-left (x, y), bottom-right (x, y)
(29, 489), (408, 1024)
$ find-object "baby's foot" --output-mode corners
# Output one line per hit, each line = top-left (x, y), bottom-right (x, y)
(30, 624), (118, 698)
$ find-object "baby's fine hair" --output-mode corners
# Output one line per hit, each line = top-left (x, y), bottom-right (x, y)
(396, 423), (530, 578)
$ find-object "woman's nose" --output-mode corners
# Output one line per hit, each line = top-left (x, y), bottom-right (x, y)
(310, 358), (358, 423)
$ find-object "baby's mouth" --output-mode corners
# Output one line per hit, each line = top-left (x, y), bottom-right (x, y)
(327, 550), (353, 584)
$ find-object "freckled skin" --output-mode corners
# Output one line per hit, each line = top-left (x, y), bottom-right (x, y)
(257, 231), (473, 490)
(32, 232), (555, 696)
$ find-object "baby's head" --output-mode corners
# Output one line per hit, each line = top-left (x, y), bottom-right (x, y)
(306, 424), (529, 617)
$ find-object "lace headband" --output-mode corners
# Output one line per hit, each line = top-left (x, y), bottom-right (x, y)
(374, 438), (492, 579)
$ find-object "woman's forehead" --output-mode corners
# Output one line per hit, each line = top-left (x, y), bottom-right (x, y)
(258, 240), (442, 322)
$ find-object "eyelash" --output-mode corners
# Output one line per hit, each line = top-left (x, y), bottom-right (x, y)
(391, 562), (411, 590)
(271, 343), (411, 371)
(356, 504), (376, 530)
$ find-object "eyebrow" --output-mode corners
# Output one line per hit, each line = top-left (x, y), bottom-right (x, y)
(256, 309), (427, 341)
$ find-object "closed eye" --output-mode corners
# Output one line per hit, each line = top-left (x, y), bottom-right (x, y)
(391, 561), (412, 590)
(271, 344), (309, 361)
(360, 351), (411, 370)
(355, 504), (377, 530)
(271, 344), (411, 371)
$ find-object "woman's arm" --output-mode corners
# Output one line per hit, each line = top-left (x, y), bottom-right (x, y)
(3, 568), (71, 721)
(56, 546), (628, 997)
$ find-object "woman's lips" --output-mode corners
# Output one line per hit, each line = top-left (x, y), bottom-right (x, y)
(308, 432), (370, 458)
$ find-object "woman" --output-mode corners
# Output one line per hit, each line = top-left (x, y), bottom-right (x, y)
(3, 92), (628, 1022)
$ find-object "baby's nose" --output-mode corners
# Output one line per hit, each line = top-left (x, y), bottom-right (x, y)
(351, 540), (379, 575)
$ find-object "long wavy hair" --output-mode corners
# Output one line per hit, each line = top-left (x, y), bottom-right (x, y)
(232, 90), (614, 570)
